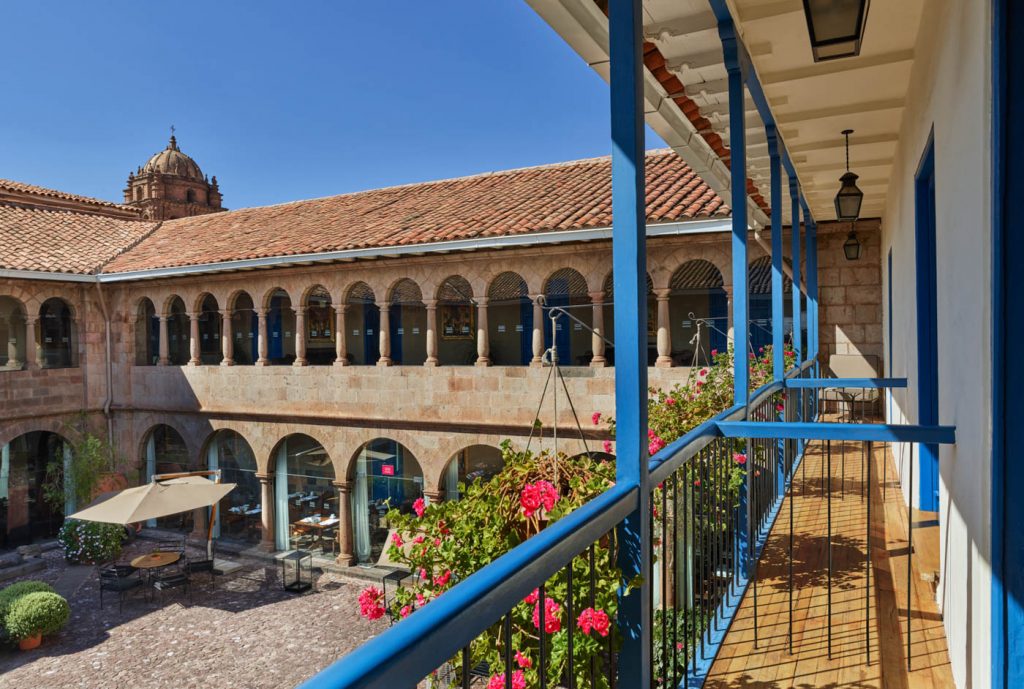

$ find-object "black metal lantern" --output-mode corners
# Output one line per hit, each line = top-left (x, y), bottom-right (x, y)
(843, 229), (862, 261)
(835, 130), (864, 221)
(802, 0), (871, 62)
(280, 549), (313, 593)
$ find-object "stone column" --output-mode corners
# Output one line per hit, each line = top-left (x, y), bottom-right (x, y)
(6, 320), (21, 370)
(424, 300), (439, 366)
(655, 288), (673, 368)
(475, 297), (491, 366)
(531, 295), (544, 367)
(333, 304), (349, 366)
(588, 291), (606, 367)
(423, 489), (443, 506)
(158, 316), (169, 366)
(256, 472), (275, 552)
(376, 302), (393, 366)
(220, 310), (234, 366)
(293, 306), (308, 366)
(334, 480), (355, 566)
(187, 312), (201, 366)
(24, 317), (38, 370)
(724, 285), (735, 343)
(255, 309), (269, 366)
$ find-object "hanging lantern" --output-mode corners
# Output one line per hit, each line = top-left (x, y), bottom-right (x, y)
(802, 0), (871, 62)
(843, 229), (862, 261)
(834, 130), (864, 221)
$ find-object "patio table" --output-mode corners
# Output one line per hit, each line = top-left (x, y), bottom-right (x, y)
(130, 551), (181, 570)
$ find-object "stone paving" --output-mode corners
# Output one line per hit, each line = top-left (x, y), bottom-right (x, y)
(0, 542), (388, 689)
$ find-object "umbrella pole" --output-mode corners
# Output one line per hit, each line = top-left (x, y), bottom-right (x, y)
(207, 471), (221, 560)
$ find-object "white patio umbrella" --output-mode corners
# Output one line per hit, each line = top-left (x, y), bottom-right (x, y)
(69, 475), (235, 558)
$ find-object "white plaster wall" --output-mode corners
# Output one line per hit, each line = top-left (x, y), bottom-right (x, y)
(880, 1), (991, 685)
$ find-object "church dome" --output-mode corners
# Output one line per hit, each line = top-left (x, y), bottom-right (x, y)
(141, 135), (205, 182)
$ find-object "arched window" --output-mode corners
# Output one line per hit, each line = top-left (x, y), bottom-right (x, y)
(441, 445), (504, 501)
(166, 296), (190, 366)
(142, 424), (195, 530)
(266, 289), (296, 365)
(273, 434), (335, 552)
(748, 256), (793, 355)
(602, 272), (655, 366)
(351, 438), (423, 565)
(388, 279), (426, 365)
(207, 430), (261, 544)
(0, 296), (27, 370)
(543, 269), (593, 366)
(134, 298), (159, 366)
(436, 275), (476, 365)
(669, 260), (727, 366)
(2, 431), (71, 546)
(304, 286), (335, 365)
(39, 298), (76, 369)
(230, 292), (258, 365)
(198, 294), (222, 365)
(487, 272), (532, 366)
(344, 283), (379, 366)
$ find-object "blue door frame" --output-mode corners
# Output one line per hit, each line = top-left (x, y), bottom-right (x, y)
(914, 135), (939, 512)
(993, 0), (1024, 683)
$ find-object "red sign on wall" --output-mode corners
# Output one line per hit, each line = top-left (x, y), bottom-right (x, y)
(381, 465), (395, 476)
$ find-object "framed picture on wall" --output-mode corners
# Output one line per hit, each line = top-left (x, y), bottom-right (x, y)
(440, 303), (475, 340)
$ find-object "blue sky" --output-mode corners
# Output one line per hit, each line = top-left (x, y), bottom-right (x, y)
(0, 1), (664, 209)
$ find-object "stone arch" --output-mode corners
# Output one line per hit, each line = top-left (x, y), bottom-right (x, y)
(486, 271), (532, 366)
(386, 279), (426, 365)
(202, 428), (263, 544)
(38, 297), (77, 369)
(542, 267), (593, 366)
(348, 436), (426, 565)
(269, 432), (336, 551)
(0, 294), (28, 370)
(436, 275), (476, 365)
(437, 443), (505, 496)
(669, 259), (728, 365)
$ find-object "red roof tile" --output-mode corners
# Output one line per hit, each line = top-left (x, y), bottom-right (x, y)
(0, 204), (156, 275)
(0, 178), (139, 215)
(103, 149), (728, 273)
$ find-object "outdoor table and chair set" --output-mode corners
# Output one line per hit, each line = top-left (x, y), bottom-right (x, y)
(98, 536), (217, 611)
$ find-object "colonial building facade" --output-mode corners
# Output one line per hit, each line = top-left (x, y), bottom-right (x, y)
(0, 144), (881, 567)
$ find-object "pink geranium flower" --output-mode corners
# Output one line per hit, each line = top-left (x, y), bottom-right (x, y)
(592, 411), (602, 425)
(523, 588), (540, 605)
(416, 592), (427, 606)
(648, 435), (666, 456)
(488, 671), (526, 689)
(357, 585), (386, 621)
(520, 480), (559, 518)
(433, 570), (452, 588)
(532, 597), (562, 633)
(577, 607), (611, 637)
(413, 497), (425, 518)
(413, 535), (425, 544)
(665, 397), (676, 406)
(733, 453), (747, 465)
(390, 532), (404, 548)
(400, 605), (411, 618)
(514, 650), (532, 668)
(603, 440), (614, 454)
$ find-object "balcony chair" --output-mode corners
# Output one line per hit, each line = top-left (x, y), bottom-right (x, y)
(99, 563), (145, 613)
(823, 354), (881, 421)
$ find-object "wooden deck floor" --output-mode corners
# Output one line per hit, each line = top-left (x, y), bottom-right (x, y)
(704, 439), (954, 689)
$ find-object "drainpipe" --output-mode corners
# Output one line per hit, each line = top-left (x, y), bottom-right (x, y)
(93, 278), (114, 455)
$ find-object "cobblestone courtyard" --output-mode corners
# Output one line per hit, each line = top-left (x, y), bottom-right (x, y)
(0, 543), (387, 689)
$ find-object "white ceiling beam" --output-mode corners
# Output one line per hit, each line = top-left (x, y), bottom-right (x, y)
(666, 49), (725, 73)
(779, 98), (906, 123)
(642, 14), (719, 40)
(795, 157), (893, 173)
(761, 49), (915, 86)
(787, 133), (899, 154)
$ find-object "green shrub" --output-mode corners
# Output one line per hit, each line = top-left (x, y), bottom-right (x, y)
(0, 581), (55, 632)
(58, 518), (123, 564)
(5, 592), (69, 641)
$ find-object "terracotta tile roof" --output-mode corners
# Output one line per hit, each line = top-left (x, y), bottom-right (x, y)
(0, 203), (156, 275)
(0, 178), (139, 215)
(103, 149), (728, 273)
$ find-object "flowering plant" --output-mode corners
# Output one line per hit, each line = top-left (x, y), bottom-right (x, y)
(363, 443), (624, 688)
(58, 518), (123, 565)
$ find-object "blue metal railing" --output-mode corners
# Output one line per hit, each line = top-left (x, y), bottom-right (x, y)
(301, 369), (954, 689)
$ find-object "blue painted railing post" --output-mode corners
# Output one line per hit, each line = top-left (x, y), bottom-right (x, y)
(608, 0), (650, 684)
(806, 219), (819, 375)
(767, 127), (784, 382)
(790, 182), (802, 366)
(720, 19), (751, 578)
(767, 126), (787, 496)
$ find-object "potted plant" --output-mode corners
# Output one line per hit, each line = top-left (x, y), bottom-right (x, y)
(5, 591), (69, 650)
(58, 518), (123, 565)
